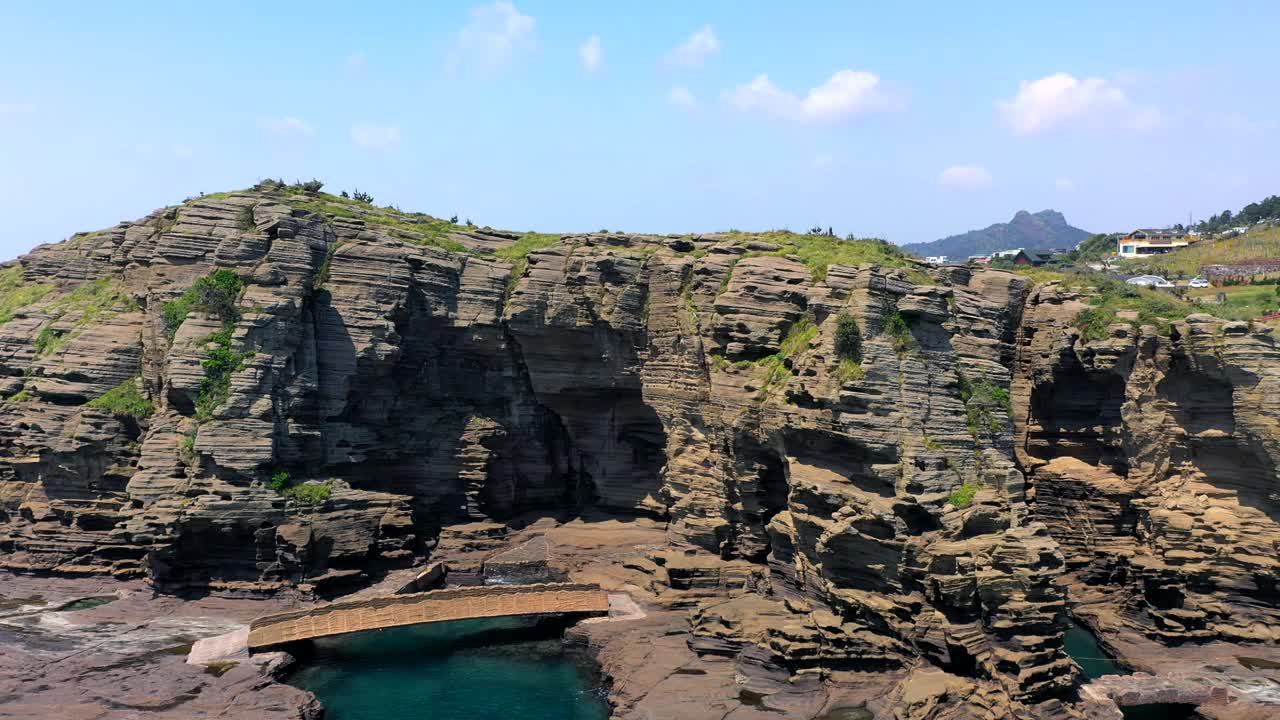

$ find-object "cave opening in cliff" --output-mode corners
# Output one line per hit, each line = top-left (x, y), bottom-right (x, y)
(1027, 363), (1128, 469)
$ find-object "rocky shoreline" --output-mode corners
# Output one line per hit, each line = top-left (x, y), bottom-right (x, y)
(1, 186), (1278, 718)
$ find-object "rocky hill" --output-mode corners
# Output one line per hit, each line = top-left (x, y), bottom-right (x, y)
(904, 209), (1091, 259)
(1, 184), (1277, 719)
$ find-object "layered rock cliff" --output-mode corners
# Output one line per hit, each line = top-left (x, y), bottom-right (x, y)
(1, 185), (1276, 718)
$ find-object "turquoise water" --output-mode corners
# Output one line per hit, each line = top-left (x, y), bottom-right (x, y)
(1064, 619), (1197, 720)
(286, 617), (609, 720)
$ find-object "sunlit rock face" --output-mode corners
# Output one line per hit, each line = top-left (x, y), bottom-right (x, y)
(1, 187), (1276, 718)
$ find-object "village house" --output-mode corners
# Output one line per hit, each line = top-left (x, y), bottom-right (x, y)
(1117, 228), (1192, 256)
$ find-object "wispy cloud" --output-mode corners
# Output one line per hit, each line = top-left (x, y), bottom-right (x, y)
(1055, 177), (1076, 192)
(938, 165), (993, 190)
(172, 143), (194, 161)
(725, 70), (899, 123)
(259, 116), (315, 137)
(447, 1), (536, 77)
(999, 73), (1161, 135)
(579, 35), (602, 73)
(666, 25), (719, 68)
(668, 85), (697, 112)
(350, 123), (401, 151)
(0, 102), (36, 115)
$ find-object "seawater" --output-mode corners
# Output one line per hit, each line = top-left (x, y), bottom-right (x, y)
(286, 616), (609, 720)
(1063, 619), (1198, 720)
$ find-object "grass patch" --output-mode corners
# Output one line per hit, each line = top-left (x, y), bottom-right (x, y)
(1074, 279), (1193, 340)
(31, 278), (138, 356)
(0, 266), (55, 325)
(836, 358), (865, 382)
(495, 232), (562, 296)
(1187, 284), (1280, 323)
(86, 377), (153, 418)
(282, 483), (333, 504)
(723, 232), (925, 282)
(5, 389), (36, 403)
(162, 269), (244, 337)
(1125, 227), (1280, 279)
(778, 316), (818, 356)
(947, 482), (980, 508)
(286, 192), (468, 253)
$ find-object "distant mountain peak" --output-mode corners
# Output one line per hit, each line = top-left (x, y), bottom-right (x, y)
(903, 209), (1090, 259)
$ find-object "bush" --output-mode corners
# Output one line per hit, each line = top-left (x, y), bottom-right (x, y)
(778, 316), (818, 357)
(834, 312), (862, 362)
(162, 269), (244, 336)
(297, 179), (324, 193)
(883, 311), (915, 354)
(270, 470), (291, 493)
(283, 482), (333, 504)
(86, 377), (153, 418)
(195, 326), (252, 421)
(947, 483), (980, 508)
(351, 189), (374, 204)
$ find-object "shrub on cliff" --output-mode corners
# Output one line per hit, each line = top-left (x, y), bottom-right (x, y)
(834, 312), (862, 363)
(162, 269), (244, 336)
(86, 377), (153, 418)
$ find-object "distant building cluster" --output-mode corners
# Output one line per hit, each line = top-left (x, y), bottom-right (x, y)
(959, 248), (1070, 267)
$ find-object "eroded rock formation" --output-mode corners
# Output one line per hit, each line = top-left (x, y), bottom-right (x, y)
(1, 186), (1276, 719)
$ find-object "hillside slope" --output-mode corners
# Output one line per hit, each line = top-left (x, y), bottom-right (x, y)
(904, 209), (1090, 258)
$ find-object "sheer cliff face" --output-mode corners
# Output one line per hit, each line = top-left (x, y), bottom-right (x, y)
(1, 189), (1276, 711)
(1018, 285), (1280, 646)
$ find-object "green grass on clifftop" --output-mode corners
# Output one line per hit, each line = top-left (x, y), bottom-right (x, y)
(495, 232), (563, 294)
(0, 266), (54, 324)
(724, 232), (928, 283)
(1075, 279), (1194, 340)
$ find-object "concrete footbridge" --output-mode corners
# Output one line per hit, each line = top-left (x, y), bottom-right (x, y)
(246, 582), (611, 650)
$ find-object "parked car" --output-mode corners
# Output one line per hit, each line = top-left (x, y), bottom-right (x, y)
(1189, 276), (1210, 288)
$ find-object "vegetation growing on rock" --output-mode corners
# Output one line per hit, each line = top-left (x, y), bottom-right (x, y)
(1074, 279), (1192, 340)
(947, 482), (980, 508)
(958, 371), (1011, 436)
(162, 269), (244, 336)
(31, 278), (138, 356)
(195, 325), (252, 422)
(495, 232), (562, 295)
(0, 266), (53, 324)
(86, 377), (153, 418)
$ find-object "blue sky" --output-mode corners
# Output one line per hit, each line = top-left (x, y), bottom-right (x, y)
(2, 1), (1277, 259)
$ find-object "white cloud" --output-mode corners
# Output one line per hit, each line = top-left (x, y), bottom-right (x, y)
(999, 73), (1161, 135)
(579, 35), (602, 73)
(344, 52), (368, 78)
(350, 123), (401, 151)
(172, 144), (194, 160)
(0, 102), (35, 114)
(1054, 177), (1076, 192)
(810, 153), (834, 170)
(666, 25), (719, 68)
(938, 165), (993, 190)
(725, 70), (898, 123)
(259, 116), (315, 137)
(447, 1), (536, 76)
(668, 85), (697, 111)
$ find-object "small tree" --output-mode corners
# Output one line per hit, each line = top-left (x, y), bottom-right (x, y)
(352, 189), (374, 204)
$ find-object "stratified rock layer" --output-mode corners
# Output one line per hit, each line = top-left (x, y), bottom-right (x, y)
(1, 187), (1277, 719)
